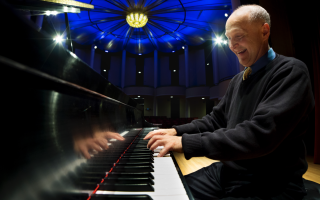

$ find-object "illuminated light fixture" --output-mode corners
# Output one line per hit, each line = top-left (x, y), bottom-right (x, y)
(54, 35), (63, 43)
(207, 63), (209, 65)
(225, 13), (228, 17)
(173, 70), (176, 72)
(139, 53), (142, 55)
(105, 50), (108, 53)
(182, 46), (185, 49)
(202, 98), (205, 99)
(138, 71), (141, 73)
(63, 6), (68, 12)
(103, 69), (106, 72)
(138, 96), (140, 97)
(94, 46), (97, 49)
(172, 51), (175, 53)
(100, 35), (105, 39)
(223, 40), (228, 45)
(171, 96), (173, 98)
(126, 12), (148, 28)
(215, 37), (223, 44)
(40, 0), (94, 9)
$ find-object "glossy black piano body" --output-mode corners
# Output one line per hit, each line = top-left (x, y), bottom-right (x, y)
(0, 1), (192, 200)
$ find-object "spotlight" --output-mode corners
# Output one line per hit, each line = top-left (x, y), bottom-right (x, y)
(105, 50), (108, 53)
(207, 63), (209, 65)
(225, 13), (228, 17)
(215, 37), (223, 44)
(138, 96), (140, 97)
(172, 51), (175, 53)
(103, 69), (106, 72)
(94, 46), (97, 49)
(139, 53), (142, 55)
(138, 71), (141, 73)
(46, 11), (51, 15)
(51, 11), (58, 15)
(182, 46), (185, 49)
(64, 7), (68, 12)
(202, 98), (205, 99)
(223, 40), (227, 45)
(173, 70), (176, 72)
(54, 35), (63, 43)
(171, 96), (173, 98)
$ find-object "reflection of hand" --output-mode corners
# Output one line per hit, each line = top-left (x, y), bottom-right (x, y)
(143, 128), (177, 140)
(147, 135), (183, 157)
(74, 131), (125, 159)
(74, 137), (105, 159)
(93, 131), (125, 142)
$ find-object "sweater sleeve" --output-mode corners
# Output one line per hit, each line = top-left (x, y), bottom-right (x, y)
(173, 78), (233, 136)
(182, 60), (315, 160)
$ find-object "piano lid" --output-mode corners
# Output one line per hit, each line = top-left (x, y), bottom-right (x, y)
(0, 1), (149, 200)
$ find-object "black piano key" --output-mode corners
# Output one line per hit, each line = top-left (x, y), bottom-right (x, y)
(99, 183), (154, 191)
(91, 194), (153, 200)
(112, 165), (154, 173)
(86, 162), (154, 168)
(107, 172), (154, 179)
(104, 177), (154, 185)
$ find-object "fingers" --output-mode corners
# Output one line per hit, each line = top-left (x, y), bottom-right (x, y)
(95, 138), (109, 150)
(79, 145), (91, 159)
(144, 130), (163, 140)
(110, 132), (125, 141)
(158, 145), (171, 157)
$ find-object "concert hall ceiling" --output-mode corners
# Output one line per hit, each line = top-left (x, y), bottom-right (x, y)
(66, 0), (232, 55)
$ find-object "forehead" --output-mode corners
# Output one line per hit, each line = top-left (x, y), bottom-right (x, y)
(225, 11), (250, 36)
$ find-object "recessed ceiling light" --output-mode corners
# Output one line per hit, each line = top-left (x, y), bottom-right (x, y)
(138, 96), (140, 97)
(173, 70), (176, 72)
(105, 50), (108, 52)
(171, 96), (173, 98)
(172, 51), (175, 53)
(103, 69), (106, 72)
(225, 13), (228, 17)
(138, 71), (141, 73)
(207, 63), (209, 65)
(94, 46), (97, 49)
(182, 46), (185, 49)
(139, 53), (142, 55)
(202, 98), (205, 99)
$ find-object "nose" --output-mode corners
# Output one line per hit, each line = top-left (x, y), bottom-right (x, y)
(228, 40), (238, 51)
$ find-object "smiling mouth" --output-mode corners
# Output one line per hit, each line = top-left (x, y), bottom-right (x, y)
(237, 49), (247, 54)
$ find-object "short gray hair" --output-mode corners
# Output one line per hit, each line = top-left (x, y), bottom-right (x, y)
(235, 5), (271, 28)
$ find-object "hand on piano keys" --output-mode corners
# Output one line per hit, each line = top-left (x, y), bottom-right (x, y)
(73, 130), (125, 159)
(147, 135), (183, 157)
(69, 128), (191, 200)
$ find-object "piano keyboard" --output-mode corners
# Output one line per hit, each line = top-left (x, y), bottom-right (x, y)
(71, 128), (191, 200)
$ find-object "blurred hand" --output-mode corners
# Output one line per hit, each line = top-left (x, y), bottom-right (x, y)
(147, 135), (183, 157)
(74, 131), (124, 159)
(143, 128), (177, 140)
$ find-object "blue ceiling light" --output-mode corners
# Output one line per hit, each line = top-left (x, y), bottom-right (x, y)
(64, 0), (231, 55)
(172, 51), (175, 53)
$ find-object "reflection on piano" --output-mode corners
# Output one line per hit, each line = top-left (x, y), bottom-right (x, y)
(0, 1), (193, 200)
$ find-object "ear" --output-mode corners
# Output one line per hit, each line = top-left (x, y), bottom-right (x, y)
(262, 23), (270, 40)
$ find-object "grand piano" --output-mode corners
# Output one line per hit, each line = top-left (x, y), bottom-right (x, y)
(0, 1), (193, 200)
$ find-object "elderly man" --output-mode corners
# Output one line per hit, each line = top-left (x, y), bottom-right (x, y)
(144, 4), (315, 200)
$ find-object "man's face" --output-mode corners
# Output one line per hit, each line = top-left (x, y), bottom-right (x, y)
(225, 11), (267, 67)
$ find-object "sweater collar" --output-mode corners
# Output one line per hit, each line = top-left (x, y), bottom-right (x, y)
(244, 48), (276, 76)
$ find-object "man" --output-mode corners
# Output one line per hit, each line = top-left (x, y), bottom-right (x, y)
(144, 4), (315, 200)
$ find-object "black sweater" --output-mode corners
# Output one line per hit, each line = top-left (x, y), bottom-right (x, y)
(174, 54), (315, 175)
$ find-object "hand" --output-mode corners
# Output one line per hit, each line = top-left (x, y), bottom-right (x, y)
(143, 128), (177, 140)
(74, 131), (125, 159)
(147, 135), (183, 157)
